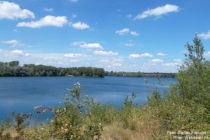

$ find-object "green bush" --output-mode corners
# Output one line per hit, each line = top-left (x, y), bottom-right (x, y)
(146, 35), (210, 134)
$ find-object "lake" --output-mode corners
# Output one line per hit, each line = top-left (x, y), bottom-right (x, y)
(0, 76), (176, 120)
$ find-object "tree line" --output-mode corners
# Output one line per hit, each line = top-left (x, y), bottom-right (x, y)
(0, 61), (177, 78)
(0, 62), (105, 78)
(0, 62), (176, 78)
(106, 71), (176, 78)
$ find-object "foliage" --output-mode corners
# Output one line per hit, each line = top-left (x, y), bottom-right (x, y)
(0, 113), (31, 140)
(146, 35), (210, 133)
(11, 113), (32, 136)
(119, 91), (140, 130)
(106, 71), (176, 78)
(33, 82), (104, 140)
(0, 63), (105, 77)
(0, 61), (176, 78)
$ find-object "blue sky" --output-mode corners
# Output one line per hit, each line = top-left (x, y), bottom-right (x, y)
(0, 0), (210, 72)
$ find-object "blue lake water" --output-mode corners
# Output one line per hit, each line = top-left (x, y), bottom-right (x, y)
(0, 76), (176, 120)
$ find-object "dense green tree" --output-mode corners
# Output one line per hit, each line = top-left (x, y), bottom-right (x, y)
(176, 35), (210, 107)
(147, 35), (210, 130)
(8, 61), (19, 67)
(106, 71), (176, 78)
(0, 62), (105, 77)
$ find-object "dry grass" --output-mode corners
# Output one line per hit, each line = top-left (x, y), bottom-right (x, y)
(101, 114), (163, 140)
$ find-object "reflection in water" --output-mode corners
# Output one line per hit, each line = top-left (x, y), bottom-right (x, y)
(0, 76), (176, 120)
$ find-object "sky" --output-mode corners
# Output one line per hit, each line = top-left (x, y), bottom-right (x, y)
(0, 0), (210, 72)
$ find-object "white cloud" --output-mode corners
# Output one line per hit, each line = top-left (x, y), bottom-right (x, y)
(17, 16), (68, 28)
(97, 58), (123, 68)
(130, 31), (139, 36)
(43, 56), (79, 63)
(124, 43), (136, 47)
(64, 53), (83, 58)
(162, 63), (177, 67)
(0, 1), (35, 19)
(198, 31), (210, 40)
(162, 59), (183, 67)
(115, 28), (130, 35)
(116, 28), (139, 36)
(129, 54), (141, 58)
(69, 0), (79, 3)
(157, 52), (167, 56)
(112, 63), (122, 67)
(0, 48), (182, 72)
(0, 49), (91, 66)
(73, 42), (103, 49)
(0, 49), (29, 58)
(129, 53), (153, 58)
(71, 22), (89, 30)
(11, 50), (25, 55)
(43, 8), (54, 12)
(135, 4), (179, 19)
(2, 40), (31, 47)
(94, 51), (119, 56)
(151, 59), (163, 63)
(35, 53), (88, 65)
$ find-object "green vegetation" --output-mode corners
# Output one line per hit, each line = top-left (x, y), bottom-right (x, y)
(0, 62), (176, 78)
(106, 71), (176, 78)
(0, 35), (209, 139)
(0, 63), (105, 78)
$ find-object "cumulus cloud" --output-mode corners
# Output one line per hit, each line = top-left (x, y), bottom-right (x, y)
(129, 53), (153, 58)
(0, 48), (183, 72)
(135, 4), (179, 19)
(151, 59), (163, 63)
(162, 63), (177, 67)
(94, 51), (119, 56)
(71, 22), (89, 30)
(38, 53), (89, 65)
(157, 52), (167, 56)
(130, 31), (139, 36)
(40, 54), (81, 64)
(17, 16), (68, 28)
(116, 28), (139, 36)
(162, 59), (183, 67)
(198, 31), (210, 40)
(0, 1), (35, 19)
(72, 42), (103, 49)
(2, 40), (31, 47)
(112, 63), (122, 67)
(97, 58), (123, 68)
(0, 49), (91, 66)
(0, 49), (29, 59)
(11, 50), (26, 56)
(116, 28), (130, 35)
(64, 53), (83, 58)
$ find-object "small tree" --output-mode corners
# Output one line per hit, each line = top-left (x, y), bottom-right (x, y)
(177, 34), (210, 106)
(164, 34), (210, 130)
